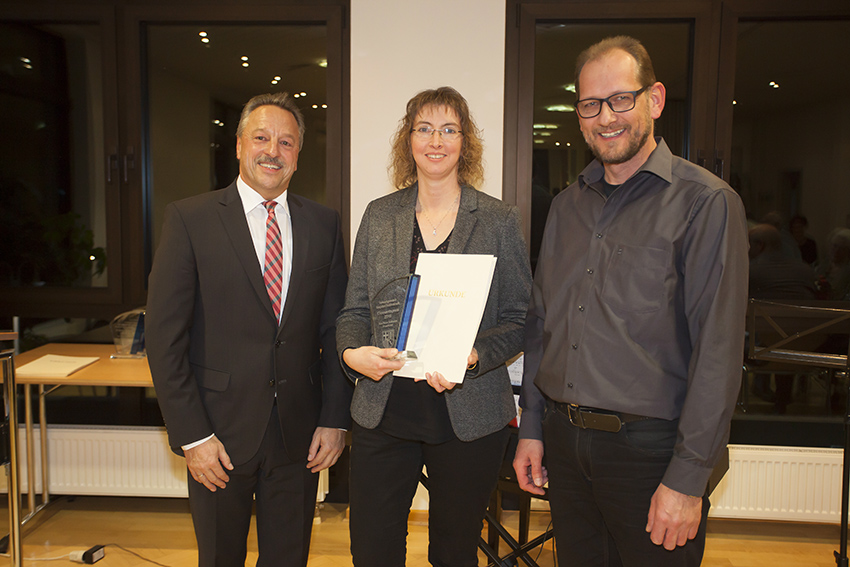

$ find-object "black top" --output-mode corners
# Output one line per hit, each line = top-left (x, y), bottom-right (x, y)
(378, 218), (454, 443)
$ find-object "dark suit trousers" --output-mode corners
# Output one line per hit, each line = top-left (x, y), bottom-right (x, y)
(542, 403), (709, 567)
(349, 422), (509, 567)
(187, 404), (319, 567)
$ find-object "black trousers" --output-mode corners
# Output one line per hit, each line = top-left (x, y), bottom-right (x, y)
(543, 403), (709, 567)
(187, 404), (319, 567)
(349, 422), (510, 567)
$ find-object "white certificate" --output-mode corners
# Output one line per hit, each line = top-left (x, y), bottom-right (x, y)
(395, 253), (497, 383)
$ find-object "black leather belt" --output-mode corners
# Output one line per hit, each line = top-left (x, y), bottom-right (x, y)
(552, 402), (651, 433)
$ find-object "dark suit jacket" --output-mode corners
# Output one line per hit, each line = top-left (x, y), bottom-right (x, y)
(336, 184), (532, 442)
(146, 181), (351, 465)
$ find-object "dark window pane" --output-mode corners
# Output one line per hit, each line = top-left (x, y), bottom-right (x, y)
(0, 23), (108, 288)
(734, 19), (850, 426)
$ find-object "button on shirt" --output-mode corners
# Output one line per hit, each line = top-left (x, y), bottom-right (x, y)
(519, 138), (749, 496)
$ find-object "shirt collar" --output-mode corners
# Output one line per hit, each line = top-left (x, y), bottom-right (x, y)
(578, 136), (674, 192)
(236, 175), (290, 218)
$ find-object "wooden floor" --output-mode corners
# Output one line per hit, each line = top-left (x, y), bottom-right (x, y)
(0, 496), (844, 566)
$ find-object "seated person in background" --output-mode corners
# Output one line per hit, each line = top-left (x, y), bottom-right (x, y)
(816, 228), (850, 301)
(748, 223), (816, 301)
(760, 210), (803, 262)
(790, 215), (818, 266)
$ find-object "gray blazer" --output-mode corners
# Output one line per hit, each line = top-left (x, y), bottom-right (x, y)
(336, 184), (532, 442)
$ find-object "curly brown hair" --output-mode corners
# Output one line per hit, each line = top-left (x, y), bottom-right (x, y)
(388, 86), (484, 189)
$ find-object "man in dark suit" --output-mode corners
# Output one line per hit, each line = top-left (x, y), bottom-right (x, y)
(146, 92), (351, 567)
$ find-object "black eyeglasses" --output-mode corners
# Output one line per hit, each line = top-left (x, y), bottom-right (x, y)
(575, 86), (650, 119)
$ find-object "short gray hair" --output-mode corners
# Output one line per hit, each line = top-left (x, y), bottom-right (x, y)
(236, 92), (306, 148)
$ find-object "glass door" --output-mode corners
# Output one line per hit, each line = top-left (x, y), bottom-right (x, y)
(714, 1), (850, 440)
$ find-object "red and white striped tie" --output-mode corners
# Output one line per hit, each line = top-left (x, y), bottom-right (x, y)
(262, 200), (284, 322)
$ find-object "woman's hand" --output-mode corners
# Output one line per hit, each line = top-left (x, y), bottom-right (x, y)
(467, 347), (479, 370)
(421, 371), (456, 392)
(417, 347), (478, 392)
(342, 346), (405, 381)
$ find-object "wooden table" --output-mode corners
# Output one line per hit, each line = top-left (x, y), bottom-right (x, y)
(14, 343), (152, 388)
(12, 343), (152, 523)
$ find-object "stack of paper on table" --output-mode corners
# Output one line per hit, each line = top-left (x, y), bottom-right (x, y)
(396, 253), (497, 384)
(16, 354), (100, 378)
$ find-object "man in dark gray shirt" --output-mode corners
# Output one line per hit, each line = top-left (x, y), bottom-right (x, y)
(514, 36), (748, 566)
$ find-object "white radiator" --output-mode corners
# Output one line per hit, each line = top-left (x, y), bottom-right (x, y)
(14, 425), (188, 497)
(4, 426), (328, 499)
(710, 444), (844, 522)
(1, 429), (842, 521)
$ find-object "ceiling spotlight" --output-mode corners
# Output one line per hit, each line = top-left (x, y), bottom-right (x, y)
(321, 104), (327, 109)
(300, 92), (306, 97)
(312, 104), (318, 109)
(242, 62), (249, 68)
(545, 104), (575, 113)
(563, 83), (576, 93)
(201, 37), (210, 44)
(199, 32), (207, 37)
(318, 59), (328, 68)
(769, 81), (780, 89)
(241, 56), (249, 61)
(533, 124), (559, 130)
(555, 142), (561, 147)
(732, 100), (737, 105)
(294, 93), (300, 98)
(534, 139), (545, 144)
(271, 80), (279, 85)
(274, 76), (281, 81)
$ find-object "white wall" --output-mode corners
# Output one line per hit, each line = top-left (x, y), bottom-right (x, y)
(349, 0), (506, 247)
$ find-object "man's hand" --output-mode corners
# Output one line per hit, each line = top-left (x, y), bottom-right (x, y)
(513, 438), (548, 496)
(185, 436), (233, 492)
(342, 346), (405, 381)
(646, 483), (703, 550)
(307, 427), (346, 473)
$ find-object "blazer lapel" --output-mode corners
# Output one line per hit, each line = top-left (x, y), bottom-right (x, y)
(393, 186), (418, 276)
(447, 185), (479, 254)
(279, 193), (308, 333)
(217, 184), (276, 320)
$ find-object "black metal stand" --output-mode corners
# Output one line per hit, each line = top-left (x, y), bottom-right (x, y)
(1, 332), (22, 567)
(836, 379), (850, 567)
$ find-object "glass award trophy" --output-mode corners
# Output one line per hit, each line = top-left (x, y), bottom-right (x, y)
(371, 274), (420, 360)
(110, 308), (146, 359)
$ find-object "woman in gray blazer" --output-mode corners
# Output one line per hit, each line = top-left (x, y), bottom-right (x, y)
(337, 87), (532, 567)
